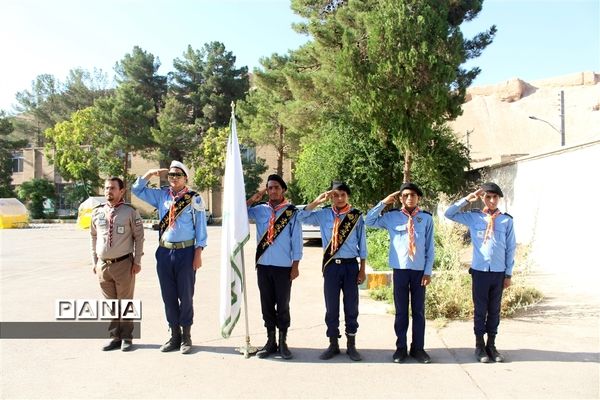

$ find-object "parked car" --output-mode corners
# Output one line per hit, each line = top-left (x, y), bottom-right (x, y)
(296, 205), (321, 240)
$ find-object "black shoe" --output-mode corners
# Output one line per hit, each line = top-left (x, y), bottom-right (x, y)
(485, 345), (504, 362)
(278, 330), (293, 360)
(256, 330), (278, 359)
(102, 339), (121, 351)
(485, 334), (504, 362)
(392, 347), (408, 363)
(475, 335), (490, 363)
(319, 336), (340, 360)
(409, 348), (431, 364)
(181, 326), (192, 354)
(121, 340), (133, 352)
(346, 334), (362, 361)
(160, 326), (182, 352)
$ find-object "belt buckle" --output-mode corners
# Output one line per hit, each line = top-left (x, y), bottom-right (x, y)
(335, 259), (341, 264)
(105, 259), (113, 265)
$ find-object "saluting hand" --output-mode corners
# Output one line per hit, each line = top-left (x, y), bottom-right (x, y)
(466, 188), (484, 203)
(142, 168), (168, 180)
(247, 188), (267, 205)
(382, 191), (402, 205)
(305, 191), (331, 211)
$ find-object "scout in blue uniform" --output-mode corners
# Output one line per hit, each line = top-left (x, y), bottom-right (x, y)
(298, 181), (367, 361)
(445, 182), (516, 363)
(365, 182), (434, 364)
(132, 160), (207, 354)
(246, 174), (303, 359)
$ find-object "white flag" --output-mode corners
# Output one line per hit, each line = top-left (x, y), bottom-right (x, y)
(219, 114), (250, 338)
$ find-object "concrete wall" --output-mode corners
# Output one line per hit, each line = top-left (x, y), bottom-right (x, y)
(484, 140), (600, 274)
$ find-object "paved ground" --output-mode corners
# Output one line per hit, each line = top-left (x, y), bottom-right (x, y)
(0, 224), (598, 399)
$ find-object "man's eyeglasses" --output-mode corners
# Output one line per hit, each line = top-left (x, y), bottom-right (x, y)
(168, 172), (185, 178)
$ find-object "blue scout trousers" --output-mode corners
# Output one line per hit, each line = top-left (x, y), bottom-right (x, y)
(323, 259), (359, 338)
(257, 264), (292, 331)
(471, 269), (505, 336)
(156, 246), (196, 328)
(393, 269), (426, 350)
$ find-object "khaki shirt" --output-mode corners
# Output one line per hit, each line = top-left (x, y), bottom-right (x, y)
(90, 203), (144, 266)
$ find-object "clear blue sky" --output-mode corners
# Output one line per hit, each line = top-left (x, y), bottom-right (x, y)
(1, 0), (598, 113)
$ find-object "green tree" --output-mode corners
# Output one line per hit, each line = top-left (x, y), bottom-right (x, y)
(115, 46), (167, 123)
(151, 95), (201, 166)
(0, 112), (28, 198)
(170, 42), (249, 131)
(238, 54), (302, 176)
(190, 126), (229, 191)
(291, 0), (495, 182)
(242, 156), (268, 195)
(44, 107), (103, 188)
(17, 178), (56, 219)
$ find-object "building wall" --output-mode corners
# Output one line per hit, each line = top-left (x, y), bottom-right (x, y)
(483, 141), (600, 277)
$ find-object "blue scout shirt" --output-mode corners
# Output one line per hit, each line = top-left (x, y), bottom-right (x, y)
(131, 177), (208, 248)
(444, 198), (516, 276)
(248, 203), (303, 267)
(297, 206), (367, 259)
(365, 201), (434, 275)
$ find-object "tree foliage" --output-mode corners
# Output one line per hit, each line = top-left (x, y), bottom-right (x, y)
(0, 112), (27, 198)
(17, 178), (56, 219)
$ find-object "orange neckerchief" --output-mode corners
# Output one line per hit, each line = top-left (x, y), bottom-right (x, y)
(483, 207), (501, 243)
(107, 200), (125, 247)
(331, 204), (351, 253)
(267, 198), (289, 244)
(401, 207), (420, 261)
(168, 186), (189, 228)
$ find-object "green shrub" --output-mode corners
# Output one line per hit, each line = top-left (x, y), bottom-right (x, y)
(369, 285), (393, 302)
(366, 227), (391, 271)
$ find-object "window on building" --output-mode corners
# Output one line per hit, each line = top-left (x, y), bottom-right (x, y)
(12, 151), (24, 173)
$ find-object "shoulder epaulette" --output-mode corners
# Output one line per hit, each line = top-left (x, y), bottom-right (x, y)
(421, 210), (432, 216)
(123, 203), (137, 210)
(288, 204), (298, 211)
(322, 205), (332, 209)
(254, 201), (267, 205)
(469, 208), (482, 213)
(503, 213), (513, 219)
(387, 207), (399, 212)
(92, 203), (105, 209)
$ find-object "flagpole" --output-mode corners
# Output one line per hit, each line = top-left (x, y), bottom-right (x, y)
(237, 249), (257, 358)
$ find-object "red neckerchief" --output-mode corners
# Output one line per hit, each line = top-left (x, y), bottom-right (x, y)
(483, 207), (501, 243)
(401, 207), (420, 261)
(267, 198), (289, 244)
(168, 186), (189, 228)
(107, 200), (125, 247)
(331, 204), (351, 253)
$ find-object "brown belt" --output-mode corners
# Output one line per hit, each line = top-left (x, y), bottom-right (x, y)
(101, 253), (131, 264)
(159, 239), (195, 249)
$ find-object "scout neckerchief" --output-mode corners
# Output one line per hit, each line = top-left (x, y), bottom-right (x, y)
(331, 204), (351, 253)
(255, 199), (297, 263)
(322, 207), (362, 274)
(401, 207), (420, 261)
(483, 207), (501, 243)
(158, 187), (197, 239)
(106, 200), (124, 247)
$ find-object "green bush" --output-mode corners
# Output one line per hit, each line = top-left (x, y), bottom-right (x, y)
(366, 227), (391, 271)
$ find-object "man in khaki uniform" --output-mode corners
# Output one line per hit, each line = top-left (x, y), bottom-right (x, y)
(91, 177), (144, 351)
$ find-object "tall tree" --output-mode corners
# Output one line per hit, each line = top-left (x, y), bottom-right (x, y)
(0, 112), (28, 198)
(291, 0), (495, 182)
(115, 46), (167, 125)
(170, 42), (249, 131)
(238, 54), (302, 176)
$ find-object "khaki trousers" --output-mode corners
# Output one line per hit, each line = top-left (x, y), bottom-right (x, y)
(98, 255), (135, 340)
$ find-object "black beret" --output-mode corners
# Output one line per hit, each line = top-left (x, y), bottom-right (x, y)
(330, 181), (351, 195)
(399, 182), (423, 197)
(481, 182), (504, 197)
(266, 174), (287, 191)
